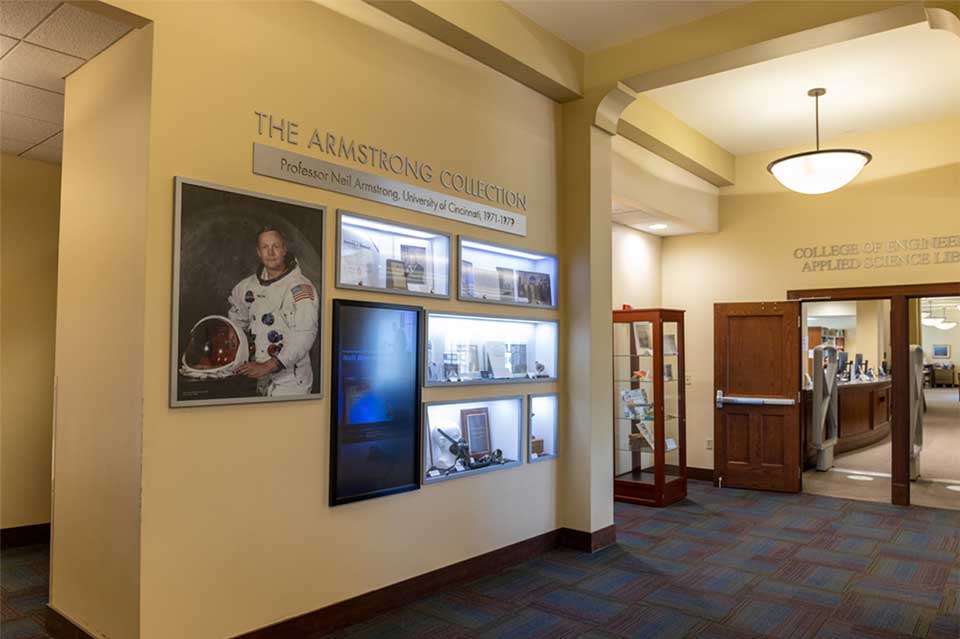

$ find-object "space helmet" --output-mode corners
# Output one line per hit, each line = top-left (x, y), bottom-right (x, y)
(180, 315), (249, 378)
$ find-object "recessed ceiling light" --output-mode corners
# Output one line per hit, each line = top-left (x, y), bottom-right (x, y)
(649, 223), (668, 230)
(846, 475), (874, 481)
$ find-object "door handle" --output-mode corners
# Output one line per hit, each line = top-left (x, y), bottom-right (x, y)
(716, 390), (796, 409)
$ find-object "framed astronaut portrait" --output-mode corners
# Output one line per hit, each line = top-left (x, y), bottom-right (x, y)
(330, 299), (423, 506)
(171, 178), (324, 407)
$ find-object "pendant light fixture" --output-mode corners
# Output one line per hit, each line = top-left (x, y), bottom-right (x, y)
(767, 88), (872, 195)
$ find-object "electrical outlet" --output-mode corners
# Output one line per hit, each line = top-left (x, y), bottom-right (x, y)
(685, 374), (692, 385)
(706, 439), (714, 450)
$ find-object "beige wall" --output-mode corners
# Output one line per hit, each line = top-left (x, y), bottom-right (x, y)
(612, 224), (662, 309)
(74, 2), (564, 637)
(923, 323), (960, 367)
(662, 120), (960, 468)
(50, 26), (152, 639)
(1, 154), (60, 529)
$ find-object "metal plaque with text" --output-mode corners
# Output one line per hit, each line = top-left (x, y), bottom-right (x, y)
(253, 143), (527, 236)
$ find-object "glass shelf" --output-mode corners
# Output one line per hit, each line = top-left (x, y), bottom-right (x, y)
(458, 237), (557, 308)
(528, 393), (558, 463)
(423, 396), (523, 483)
(425, 312), (558, 387)
(336, 210), (450, 299)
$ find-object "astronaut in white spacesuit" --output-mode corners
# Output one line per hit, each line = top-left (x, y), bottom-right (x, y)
(228, 226), (319, 396)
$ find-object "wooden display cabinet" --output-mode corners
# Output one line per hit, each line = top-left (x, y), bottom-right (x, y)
(612, 308), (687, 507)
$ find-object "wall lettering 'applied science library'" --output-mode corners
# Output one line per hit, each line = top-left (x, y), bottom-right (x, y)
(792, 235), (960, 273)
(252, 111), (530, 236)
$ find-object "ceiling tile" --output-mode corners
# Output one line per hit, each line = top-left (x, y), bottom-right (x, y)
(0, 1), (60, 39)
(1, 34), (17, 56)
(1, 78), (63, 123)
(27, 3), (131, 59)
(1, 134), (31, 154)
(21, 129), (60, 163)
(0, 41), (82, 92)
(0, 111), (60, 143)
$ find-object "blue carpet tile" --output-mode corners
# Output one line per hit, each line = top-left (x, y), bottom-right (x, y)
(4, 481), (959, 638)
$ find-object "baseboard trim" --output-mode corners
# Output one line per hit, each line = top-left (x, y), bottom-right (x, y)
(44, 605), (96, 639)
(235, 525), (613, 638)
(687, 467), (715, 483)
(1, 522), (50, 549)
(558, 524), (616, 552)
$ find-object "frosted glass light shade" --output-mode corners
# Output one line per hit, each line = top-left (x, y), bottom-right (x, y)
(767, 149), (872, 195)
(937, 322), (957, 330)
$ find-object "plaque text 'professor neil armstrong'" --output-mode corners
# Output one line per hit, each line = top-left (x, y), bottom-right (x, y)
(252, 112), (528, 235)
(792, 236), (960, 272)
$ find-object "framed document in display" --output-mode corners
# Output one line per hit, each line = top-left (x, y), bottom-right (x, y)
(423, 396), (523, 483)
(424, 311), (558, 387)
(458, 237), (557, 308)
(336, 210), (450, 299)
(460, 407), (492, 459)
(330, 299), (423, 506)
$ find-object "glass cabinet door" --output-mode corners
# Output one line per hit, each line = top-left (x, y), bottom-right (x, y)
(613, 320), (656, 485)
(612, 308), (686, 507)
(663, 320), (681, 483)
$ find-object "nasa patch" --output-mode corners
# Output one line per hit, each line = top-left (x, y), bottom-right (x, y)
(244, 290), (255, 303)
(261, 313), (274, 325)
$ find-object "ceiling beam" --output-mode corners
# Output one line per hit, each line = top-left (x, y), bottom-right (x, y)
(363, 0), (583, 102)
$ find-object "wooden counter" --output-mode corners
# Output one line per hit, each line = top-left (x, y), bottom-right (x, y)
(802, 378), (892, 466)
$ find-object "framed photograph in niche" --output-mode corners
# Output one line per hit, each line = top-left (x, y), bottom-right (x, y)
(170, 178), (324, 408)
(458, 237), (557, 308)
(329, 299), (423, 506)
(336, 210), (450, 299)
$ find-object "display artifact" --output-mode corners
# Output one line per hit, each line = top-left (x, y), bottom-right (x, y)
(171, 178), (324, 407)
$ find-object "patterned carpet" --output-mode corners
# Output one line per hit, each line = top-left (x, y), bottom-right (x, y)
(3, 481), (959, 639)
(1, 543), (51, 639)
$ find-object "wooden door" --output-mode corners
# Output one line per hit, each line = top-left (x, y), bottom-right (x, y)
(714, 302), (801, 492)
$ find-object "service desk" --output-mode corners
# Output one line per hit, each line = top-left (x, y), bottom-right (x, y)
(802, 378), (892, 466)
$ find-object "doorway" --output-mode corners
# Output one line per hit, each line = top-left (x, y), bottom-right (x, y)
(910, 296), (960, 509)
(713, 282), (960, 508)
(787, 283), (960, 507)
(799, 299), (895, 504)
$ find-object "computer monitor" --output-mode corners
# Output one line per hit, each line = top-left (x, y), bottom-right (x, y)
(853, 353), (863, 379)
(837, 351), (848, 376)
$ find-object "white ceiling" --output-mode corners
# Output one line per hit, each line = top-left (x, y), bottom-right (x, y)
(0, 2), (132, 164)
(645, 22), (960, 156)
(505, 0), (747, 52)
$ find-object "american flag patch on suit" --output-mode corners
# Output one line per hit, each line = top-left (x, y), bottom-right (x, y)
(291, 284), (314, 302)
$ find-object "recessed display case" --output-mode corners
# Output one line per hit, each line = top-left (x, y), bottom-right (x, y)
(612, 308), (686, 507)
(423, 396), (523, 483)
(336, 210), (450, 299)
(425, 312), (558, 386)
(458, 237), (557, 308)
(528, 393), (558, 463)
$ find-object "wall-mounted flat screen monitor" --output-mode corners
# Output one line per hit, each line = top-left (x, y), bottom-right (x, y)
(330, 299), (422, 505)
